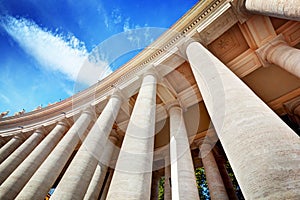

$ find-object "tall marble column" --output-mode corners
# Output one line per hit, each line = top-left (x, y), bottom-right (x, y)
(169, 103), (199, 200)
(216, 158), (238, 200)
(257, 34), (300, 78)
(186, 41), (300, 199)
(244, 0), (300, 20)
(200, 143), (229, 200)
(0, 135), (25, 164)
(83, 135), (119, 200)
(106, 72), (157, 199)
(151, 171), (160, 200)
(16, 109), (94, 200)
(0, 127), (46, 184)
(0, 120), (69, 199)
(164, 157), (171, 200)
(99, 169), (114, 200)
(51, 94), (122, 200)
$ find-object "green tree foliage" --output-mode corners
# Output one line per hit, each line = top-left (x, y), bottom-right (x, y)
(158, 177), (165, 200)
(195, 167), (210, 200)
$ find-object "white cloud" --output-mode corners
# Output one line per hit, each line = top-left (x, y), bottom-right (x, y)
(0, 16), (112, 86)
(0, 94), (10, 104)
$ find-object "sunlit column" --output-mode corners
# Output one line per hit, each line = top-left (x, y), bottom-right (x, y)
(51, 94), (122, 200)
(257, 34), (300, 78)
(16, 109), (94, 200)
(186, 41), (300, 199)
(0, 128), (46, 184)
(169, 103), (199, 200)
(0, 135), (25, 164)
(200, 143), (229, 200)
(83, 135), (119, 200)
(106, 72), (157, 199)
(0, 120), (69, 199)
(244, 0), (300, 20)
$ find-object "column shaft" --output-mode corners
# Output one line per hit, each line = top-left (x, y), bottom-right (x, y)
(169, 105), (199, 200)
(200, 143), (229, 200)
(15, 110), (93, 200)
(51, 95), (122, 200)
(0, 136), (24, 164)
(217, 160), (238, 200)
(164, 161), (171, 200)
(151, 172), (160, 200)
(186, 41), (300, 199)
(99, 169), (114, 200)
(106, 73), (157, 199)
(0, 121), (68, 199)
(83, 136), (118, 200)
(244, 0), (300, 20)
(0, 128), (45, 184)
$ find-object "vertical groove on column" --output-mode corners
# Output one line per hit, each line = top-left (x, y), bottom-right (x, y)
(169, 105), (200, 200)
(51, 95), (122, 200)
(0, 120), (69, 199)
(186, 41), (300, 199)
(0, 128), (46, 184)
(0, 136), (24, 164)
(15, 109), (93, 200)
(106, 73), (157, 200)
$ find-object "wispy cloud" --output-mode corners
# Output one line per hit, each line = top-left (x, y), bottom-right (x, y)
(0, 16), (111, 86)
(0, 94), (10, 104)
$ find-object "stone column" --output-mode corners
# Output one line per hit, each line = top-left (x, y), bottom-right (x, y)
(106, 72), (157, 199)
(186, 41), (300, 199)
(51, 94), (122, 200)
(164, 158), (171, 200)
(169, 103), (199, 200)
(0, 128), (46, 184)
(216, 158), (238, 200)
(200, 143), (229, 200)
(15, 109), (94, 200)
(244, 0), (300, 20)
(99, 169), (114, 200)
(0, 135), (24, 164)
(257, 34), (300, 79)
(0, 120), (69, 199)
(151, 171), (160, 200)
(83, 135), (119, 200)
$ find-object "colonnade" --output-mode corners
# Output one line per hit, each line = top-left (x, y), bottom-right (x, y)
(0, 40), (299, 200)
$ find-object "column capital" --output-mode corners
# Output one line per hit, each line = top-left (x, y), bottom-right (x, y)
(57, 118), (71, 128)
(14, 134), (26, 141)
(165, 100), (181, 113)
(256, 34), (288, 67)
(35, 126), (47, 137)
(110, 87), (126, 102)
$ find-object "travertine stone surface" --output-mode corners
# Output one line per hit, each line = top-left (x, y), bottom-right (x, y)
(164, 157), (171, 200)
(200, 143), (229, 200)
(15, 109), (93, 200)
(99, 169), (114, 200)
(0, 136), (24, 164)
(0, 128), (46, 184)
(106, 73), (157, 200)
(0, 121), (68, 199)
(84, 136), (118, 200)
(257, 35), (300, 78)
(217, 158), (238, 200)
(51, 95), (122, 200)
(186, 41), (300, 199)
(169, 105), (199, 200)
(244, 0), (300, 21)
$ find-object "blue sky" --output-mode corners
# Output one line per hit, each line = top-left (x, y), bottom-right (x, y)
(0, 0), (197, 116)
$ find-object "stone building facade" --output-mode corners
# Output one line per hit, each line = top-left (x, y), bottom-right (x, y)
(0, 0), (299, 199)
